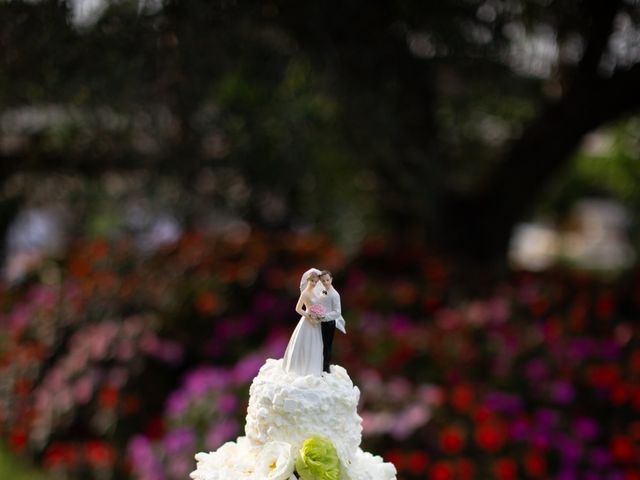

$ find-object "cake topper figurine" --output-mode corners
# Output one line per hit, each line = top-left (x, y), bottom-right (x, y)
(318, 270), (346, 373)
(282, 268), (346, 376)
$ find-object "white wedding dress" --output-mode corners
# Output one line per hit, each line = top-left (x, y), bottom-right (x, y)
(282, 292), (323, 376)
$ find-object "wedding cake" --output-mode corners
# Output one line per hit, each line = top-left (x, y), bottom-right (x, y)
(191, 268), (397, 480)
(190, 359), (397, 480)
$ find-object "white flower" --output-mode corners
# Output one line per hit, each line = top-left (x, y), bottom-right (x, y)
(190, 438), (258, 480)
(344, 450), (397, 480)
(254, 441), (295, 480)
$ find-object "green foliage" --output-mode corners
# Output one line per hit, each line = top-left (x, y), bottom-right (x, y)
(0, 445), (46, 480)
(539, 117), (640, 218)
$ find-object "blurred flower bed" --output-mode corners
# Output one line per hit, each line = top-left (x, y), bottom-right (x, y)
(1, 229), (639, 479)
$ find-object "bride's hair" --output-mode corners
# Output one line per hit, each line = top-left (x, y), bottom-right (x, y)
(299, 268), (321, 292)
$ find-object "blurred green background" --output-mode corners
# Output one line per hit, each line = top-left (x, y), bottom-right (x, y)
(1, 0), (639, 479)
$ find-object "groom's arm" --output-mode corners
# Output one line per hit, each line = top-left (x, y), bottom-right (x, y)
(323, 292), (341, 321)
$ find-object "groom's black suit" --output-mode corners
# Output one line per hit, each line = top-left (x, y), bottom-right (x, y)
(321, 320), (335, 373)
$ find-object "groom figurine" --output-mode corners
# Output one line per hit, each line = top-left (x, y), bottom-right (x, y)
(316, 270), (346, 373)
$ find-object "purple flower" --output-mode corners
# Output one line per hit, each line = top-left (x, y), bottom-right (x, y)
(557, 469), (577, 480)
(534, 409), (558, 430)
(162, 428), (196, 454)
(567, 338), (594, 362)
(509, 417), (529, 441)
(389, 314), (412, 334)
(263, 333), (288, 358)
(217, 393), (239, 414)
(555, 434), (582, 464)
(166, 391), (189, 416)
(573, 417), (599, 442)
(127, 435), (166, 480)
(525, 359), (548, 381)
(531, 431), (551, 449)
(184, 368), (229, 395)
(484, 391), (523, 415)
(233, 354), (264, 383)
(253, 293), (277, 313)
(589, 447), (611, 468)
(153, 340), (184, 365)
(167, 456), (191, 479)
(598, 340), (620, 361)
(550, 381), (575, 404)
(205, 419), (239, 450)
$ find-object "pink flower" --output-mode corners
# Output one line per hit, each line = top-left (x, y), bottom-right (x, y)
(308, 304), (326, 317)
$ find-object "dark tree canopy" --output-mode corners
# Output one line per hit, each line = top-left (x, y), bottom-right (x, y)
(1, 0), (639, 266)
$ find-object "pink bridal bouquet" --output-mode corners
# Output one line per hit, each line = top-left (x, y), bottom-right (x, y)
(308, 304), (326, 319)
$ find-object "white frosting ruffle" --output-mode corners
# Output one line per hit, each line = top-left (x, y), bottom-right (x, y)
(245, 358), (362, 462)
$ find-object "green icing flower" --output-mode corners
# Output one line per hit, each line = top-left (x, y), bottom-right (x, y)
(295, 436), (341, 480)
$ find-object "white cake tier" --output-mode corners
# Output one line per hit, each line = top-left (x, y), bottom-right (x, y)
(244, 358), (363, 463)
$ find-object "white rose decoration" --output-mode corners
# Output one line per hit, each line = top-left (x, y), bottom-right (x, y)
(254, 441), (295, 480)
(191, 438), (258, 480)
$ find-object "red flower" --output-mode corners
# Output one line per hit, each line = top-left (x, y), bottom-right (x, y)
(631, 349), (640, 373)
(430, 460), (454, 480)
(531, 297), (549, 316)
(456, 458), (476, 480)
(391, 281), (418, 306)
(439, 425), (466, 454)
(9, 429), (27, 453)
(611, 435), (636, 463)
(472, 405), (493, 424)
(610, 383), (630, 405)
(85, 440), (116, 468)
(450, 384), (475, 413)
(122, 394), (141, 415)
(384, 450), (404, 472)
(475, 419), (507, 453)
(406, 451), (428, 474)
(587, 364), (621, 389)
(86, 239), (110, 260)
(43, 442), (78, 470)
(196, 292), (220, 315)
(624, 471), (640, 480)
(494, 457), (518, 480)
(569, 304), (587, 332)
(595, 292), (616, 319)
(69, 258), (91, 278)
(631, 385), (640, 412)
(98, 386), (119, 409)
(523, 449), (547, 477)
(13, 378), (32, 396)
(145, 416), (165, 440)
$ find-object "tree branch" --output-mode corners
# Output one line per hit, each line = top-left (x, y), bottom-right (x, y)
(577, 0), (622, 77)
(439, 60), (640, 263)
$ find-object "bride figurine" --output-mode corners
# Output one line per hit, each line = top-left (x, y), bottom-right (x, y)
(282, 268), (325, 376)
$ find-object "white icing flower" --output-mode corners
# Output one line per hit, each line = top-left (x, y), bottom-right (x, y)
(343, 449), (397, 480)
(190, 437), (258, 480)
(254, 441), (295, 480)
